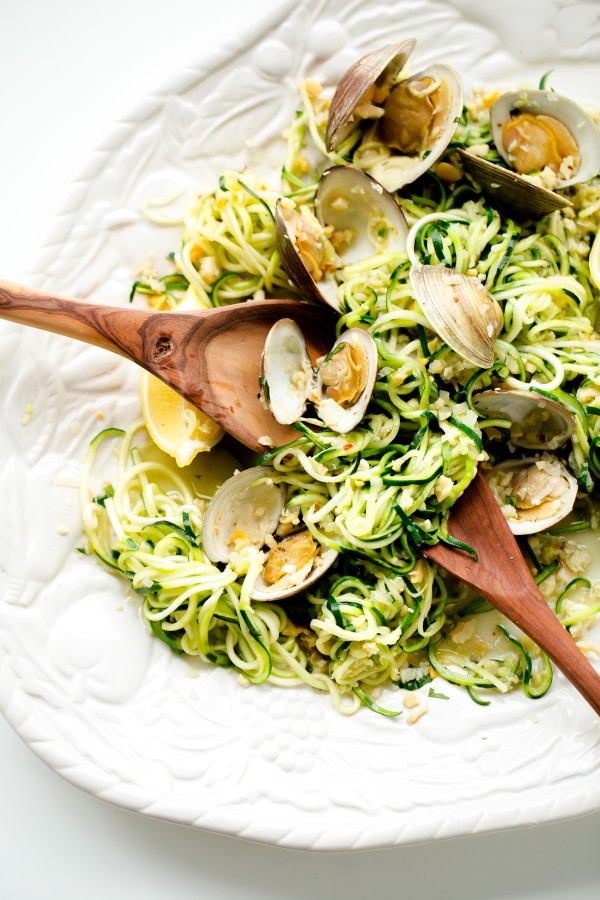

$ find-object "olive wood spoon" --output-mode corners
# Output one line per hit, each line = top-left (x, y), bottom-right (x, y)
(0, 279), (335, 451)
(425, 472), (600, 716)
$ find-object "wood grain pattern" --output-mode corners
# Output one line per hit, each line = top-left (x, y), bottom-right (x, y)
(425, 472), (600, 716)
(0, 280), (335, 450)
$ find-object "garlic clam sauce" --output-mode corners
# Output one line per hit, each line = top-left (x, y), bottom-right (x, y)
(80, 44), (600, 717)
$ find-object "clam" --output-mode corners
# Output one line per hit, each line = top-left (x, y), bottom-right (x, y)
(409, 264), (504, 368)
(484, 455), (577, 535)
(202, 467), (286, 564)
(368, 64), (464, 192)
(202, 466), (338, 601)
(326, 42), (463, 193)
(472, 388), (576, 450)
(459, 89), (600, 217)
(314, 328), (379, 432)
(276, 167), (407, 312)
(492, 90), (600, 188)
(260, 320), (378, 434)
(275, 202), (340, 310)
(315, 165), (408, 262)
(458, 150), (572, 217)
(326, 40), (416, 151)
(260, 319), (313, 425)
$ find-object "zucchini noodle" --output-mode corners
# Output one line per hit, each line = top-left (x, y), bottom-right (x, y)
(82, 76), (600, 717)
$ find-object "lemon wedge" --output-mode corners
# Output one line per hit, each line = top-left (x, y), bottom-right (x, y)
(140, 372), (224, 467)
(590, 231), (600, 290)
(140, 280), (222, 466)
(177, 284), (211, 311)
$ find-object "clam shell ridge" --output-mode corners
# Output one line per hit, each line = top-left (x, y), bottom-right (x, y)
(409, 264), (503, 368)
(458, 149), (572, 218)
(326, 39), (416, 152)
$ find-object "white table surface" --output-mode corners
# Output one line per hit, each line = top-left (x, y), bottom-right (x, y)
(1, 2), (600, 898)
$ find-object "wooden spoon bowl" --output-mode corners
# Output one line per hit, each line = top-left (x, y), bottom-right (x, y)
(0, 280), (336, 450)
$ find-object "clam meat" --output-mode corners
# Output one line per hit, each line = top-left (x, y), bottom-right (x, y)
(326, 40), (416, 151)
(484, 455), (577, 535)
(275, 202), (340, 310)
(202, 466), (337, 601)
(314, 329), (378, 432)
(368, 64), (464, 192)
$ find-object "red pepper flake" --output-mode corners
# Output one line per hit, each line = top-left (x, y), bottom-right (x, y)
(314, 503), (321, 511)
(229, 405), (235, 413)
(453, 295), (460, 303)
(344, 443), (353, 450)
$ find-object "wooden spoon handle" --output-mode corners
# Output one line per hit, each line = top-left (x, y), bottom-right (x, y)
(479, 581), (600, 716)
(0, 279), (152, 359)
(426, 475), (600, 717)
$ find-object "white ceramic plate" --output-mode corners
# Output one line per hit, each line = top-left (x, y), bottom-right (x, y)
(2, 0), (600, 852)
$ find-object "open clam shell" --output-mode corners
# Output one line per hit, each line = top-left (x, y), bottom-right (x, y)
(202, 467), (286, 564)
(491, 89), (600, 190)
(315, 165), (408, 260)
(369, 63), (464, 192)
(202, 466), (338, 601)
(458, 89), (600, 218)
(472, 388), (576, 450)
(261, 318), (378, 434)
(326, 39), (416, 151)
(276, 167), (407, 313)
(315, 328), (378, 433)
(484, 455), (577, 535)
(275, 201), (341, 311)
(251, 539), (339, 602)
(261, 318), (313, 425)
(409, 264), (503, 368)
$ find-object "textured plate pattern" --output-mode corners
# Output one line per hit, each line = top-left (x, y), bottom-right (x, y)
(1, 0), (600, 851)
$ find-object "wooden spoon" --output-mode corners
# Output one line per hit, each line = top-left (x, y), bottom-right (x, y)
(0, 280), (335, 451)
(425, 472), (600, 716)
(3, 281), (599, 713)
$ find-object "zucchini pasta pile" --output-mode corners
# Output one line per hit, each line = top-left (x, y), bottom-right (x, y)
(81, 68), (600, 717)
